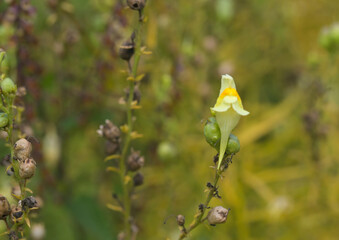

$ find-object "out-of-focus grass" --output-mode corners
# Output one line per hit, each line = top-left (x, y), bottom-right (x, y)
(0, 0), (339, 239)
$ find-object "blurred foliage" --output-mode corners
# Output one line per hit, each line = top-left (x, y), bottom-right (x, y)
(1, 0), (339, 239)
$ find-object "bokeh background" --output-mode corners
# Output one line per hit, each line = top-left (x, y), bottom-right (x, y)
(1, 0), (339, 239)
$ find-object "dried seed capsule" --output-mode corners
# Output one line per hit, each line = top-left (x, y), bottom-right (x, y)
(127, 150), (144, 171)
(22, 196), (38, 210)
(176, 215), (185, 226)
(0, 113), (9, 128)
(133, 172), (144, 187)
(1, 77), (17, 95)
(97, 120), (121, 142)
(207, 206), (229, 225)
(14, 138), (33, 160)
(105, 140), (120, 155)
(0, 130), (8, 139)
(19, 158), (37, 179)
(0, 195), (11, 220)
(8, 231), (19, 240)
(119, 40), (135, 61)
(126, 0), (146, 11)
(11, 206), (24, 224)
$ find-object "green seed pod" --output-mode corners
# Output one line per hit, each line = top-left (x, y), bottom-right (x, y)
(204, 116), (240, 154)
(225, 133), (240, 155)
(204, 117), (221, 149)
(0, 113), (9, 128)
(1, 77), (17, 95)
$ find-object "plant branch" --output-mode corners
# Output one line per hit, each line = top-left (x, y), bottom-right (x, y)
(119, 11), (144, 239)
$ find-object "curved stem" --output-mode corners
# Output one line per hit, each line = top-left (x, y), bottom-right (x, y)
(178, 169), (221, 240)
(119, 13), (144, 239)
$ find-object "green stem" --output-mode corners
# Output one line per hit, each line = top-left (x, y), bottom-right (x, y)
(119, 13), (144, 240)
(178, 169), (221, 240)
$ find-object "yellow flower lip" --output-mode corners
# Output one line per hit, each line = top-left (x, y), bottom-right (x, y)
(216, 87), (241, 106)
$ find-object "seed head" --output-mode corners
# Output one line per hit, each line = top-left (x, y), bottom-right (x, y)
(97, 120), (121, 142)
(126, 0), (146, 11)
(14, 138), (32, 160)
(0, 195), (11, 220)
(11, 206), (24, 224)
(19, 158), (37, 179)
(207, 206), (229, 225)
(127, 149), (144, 171)
(176, 215), (185, 226)
(22, 196), (38, 210)
(119, 40), (135, 61)
(133, 172), (144, 187)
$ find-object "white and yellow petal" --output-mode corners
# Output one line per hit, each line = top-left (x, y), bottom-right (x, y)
(211, 75), (249, 170)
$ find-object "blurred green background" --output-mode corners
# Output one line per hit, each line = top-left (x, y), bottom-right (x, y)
(1, 0), (339, 239)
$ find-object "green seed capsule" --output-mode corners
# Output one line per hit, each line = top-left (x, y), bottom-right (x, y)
(204, 117), (221, 150)
(0, 113), (9, 128)
(204, 117), (240, 154)
(1, 77), (17, 95)
(226, 134), (240, 155)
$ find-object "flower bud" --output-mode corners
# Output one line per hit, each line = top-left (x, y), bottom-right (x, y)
(204, 117), (221, 149)
(176, 215), (185, 226)
(127, 150), (144, 171)
(14, 138), (33, 160)
(19, 158), (36, 179)
(207, 206), (229, 225)
(119, 40), (135, 61)
(11, 206), (24, 224)
(0, 195), (11, 220)
(0, 113), (9, 128)
(97, 120), (121, 142)
(1, 77), (17, 95)
(133, 172), (144, 187)
(127, 0), (146, 11)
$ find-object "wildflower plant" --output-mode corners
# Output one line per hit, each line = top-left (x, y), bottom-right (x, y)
(176, 75), (249, 239)
(97, 0), (150, 239)
(0, 50), (39, 239)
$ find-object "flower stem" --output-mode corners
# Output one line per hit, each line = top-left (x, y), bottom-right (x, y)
(178, 169), (221, 240)
(119, 12), (144, 239)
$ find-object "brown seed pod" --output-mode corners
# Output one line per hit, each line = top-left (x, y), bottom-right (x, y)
(176, 215), (185, 226)
(133, 172), (144, 187)
(97, 120), (121, 142)
(14, 138), (32, 160)
(0, 195), (11, 220)
(19, 158), (36, 179)
(119, 40), (135, 61)
(207, 206), (229, 225)
(126, 0), (146, 11)
(127, 150), (144, 171)
(11, 206), (24, 224)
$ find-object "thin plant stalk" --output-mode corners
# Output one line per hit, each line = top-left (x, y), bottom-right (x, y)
(119, 12), (144, 239)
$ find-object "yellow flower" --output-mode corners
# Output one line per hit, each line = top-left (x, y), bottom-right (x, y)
(211, 74), (249, 169)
